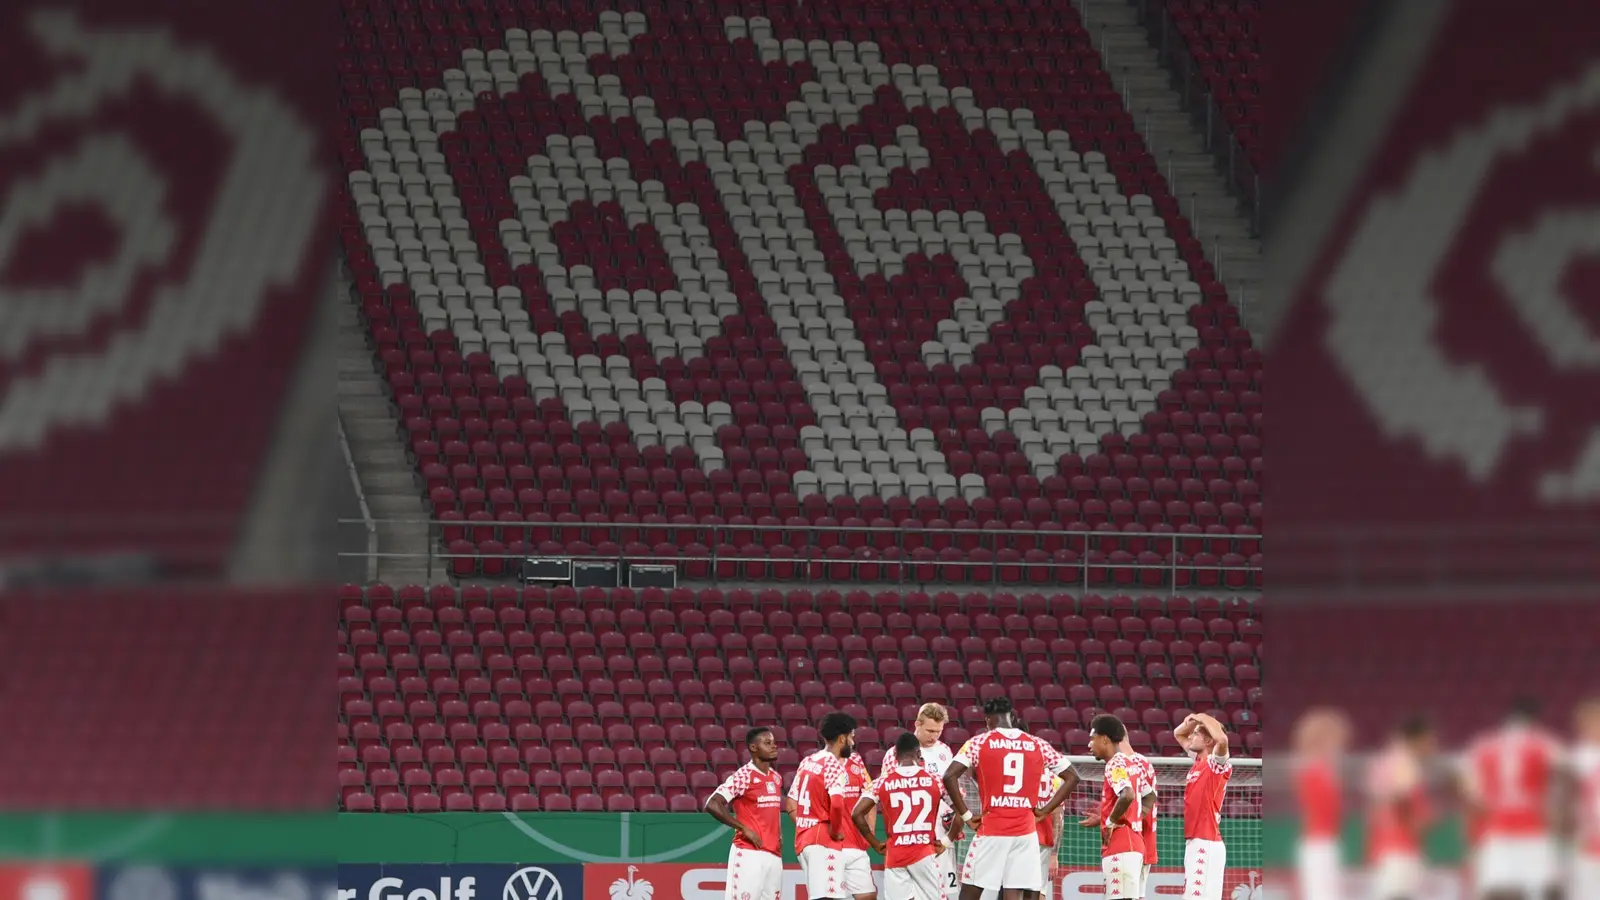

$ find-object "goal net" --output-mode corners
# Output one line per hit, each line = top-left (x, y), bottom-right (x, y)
(952, 756), (1264, 898)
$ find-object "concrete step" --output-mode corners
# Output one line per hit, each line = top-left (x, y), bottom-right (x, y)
(338, 354), (375, 375)
(351, 442), (410, 465)
(359, 470), (419, 492)
(338, 377), (385, 397)
(343, 416), (401, 444)
(339, 394), (396, 418)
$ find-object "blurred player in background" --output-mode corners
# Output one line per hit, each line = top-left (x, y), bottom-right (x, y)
(1460, 698), (1567, 900)
(831, 738), (879, 900)
(793, 712), (859, 900)
(1368, 716), (1437, 900)
(1293, 708), (1352, 900)
(945, 697), (1074, 900)
(1084, 715), (1144, 900)
(855, 732), (957, 900)
(883, 703), (959, 900)
(706, 727), (788, 900)
(1570, 698), (1600, 900)
(1176, 713), (1232, 900)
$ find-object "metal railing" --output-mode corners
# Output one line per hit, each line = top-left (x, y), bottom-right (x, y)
(1132, 0), (1262, 234)
(337, 517), (1262, 592)
(338, 410), (380, 583)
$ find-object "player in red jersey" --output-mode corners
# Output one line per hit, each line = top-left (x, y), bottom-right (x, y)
(791, 712), (860, 900)
(854, 732), (958, 900)
(706, 726), (788, 900)
(1367, 715), (1437, 900)
(1571, 698), (1600, 900)
(945, 698), (1076, 900)
(1118, 731), (1159, 899)
(1293, 708), (1351, 900)
(1459, 698), (1569, 900)
(1083, 715), (1144, 900)
(880, 704), (959, 900)
(1175, 713), (1231, 900)
(1035, 770), (1066, 900)
(831, 746), (878, 900)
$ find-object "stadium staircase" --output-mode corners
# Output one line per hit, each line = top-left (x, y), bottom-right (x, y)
(1079, 0), (1262, 314)
(340, 283), (443, 585)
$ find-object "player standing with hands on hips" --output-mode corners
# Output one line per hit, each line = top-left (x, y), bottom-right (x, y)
(1175, 713), (1232, 900)
(705, 727), (790, 900)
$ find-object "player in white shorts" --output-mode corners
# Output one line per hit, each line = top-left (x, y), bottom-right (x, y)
(882, 704), (960, 900)
(945, 698), (1076, 900)
(1459, 698), (1567, 900)
(857, 733), (958, 900)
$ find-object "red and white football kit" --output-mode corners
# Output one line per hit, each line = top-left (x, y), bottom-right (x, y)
(883, 739), (953, 896)
(1183, 750), (1231, 900)
(1099, 753), (1145, 900)
(1128, 752), (1158, 897)
(1036, 773), (1063, 900)
(884, 741), (958, 900)
(1573, 743), (1600, 900)
(792, 750), (847, 899)
(713, 762), (784, 900)
(955, 728), (1070, 892)
(1366, 747), (1429, 900)
(1295, 758), (1342, 900)
(829, 755), (876, 896)
(877, 764), (948, 900)
(1462, 724), (1565, 895)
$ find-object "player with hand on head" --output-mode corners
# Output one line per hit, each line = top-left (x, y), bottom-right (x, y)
(1083, 715), (1145, 900)
(880, 703), (960, 900)
(1459, 697), (1568, 900)
(1175, 713), (1231, 900)
(944, 697), (1076, 900)
(791, 712), (862, 900)
(1571, 698), (1600, 900)
(706, 727), (788, 900)
(855, 732), (958, 900)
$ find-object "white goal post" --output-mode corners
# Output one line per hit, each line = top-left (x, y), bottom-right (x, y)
(951, 756), (1265, 896)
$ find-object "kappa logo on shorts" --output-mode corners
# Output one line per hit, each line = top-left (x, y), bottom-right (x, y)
(1323, 61), (1600, 504)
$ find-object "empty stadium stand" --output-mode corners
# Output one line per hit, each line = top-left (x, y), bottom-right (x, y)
(0, 590), (327, 810)
(337, 0), (1263, 584)
(338, 585), (1263, 811)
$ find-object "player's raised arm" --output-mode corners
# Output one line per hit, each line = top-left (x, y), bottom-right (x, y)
(1192, 713), (1229, 758)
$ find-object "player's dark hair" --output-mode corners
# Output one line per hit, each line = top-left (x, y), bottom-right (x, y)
(982, 696), (1013, 717)
(1397, 713), (1432, 739)
(819, 711), (858, 743)
(894, 731), (921, 761)
(745, 726), (773, 747)
(1090, 714), (1127, 743)
(1508, 695), (1540, 722)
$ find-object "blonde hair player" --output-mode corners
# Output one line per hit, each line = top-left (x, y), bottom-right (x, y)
(882, 703), (960, 900)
